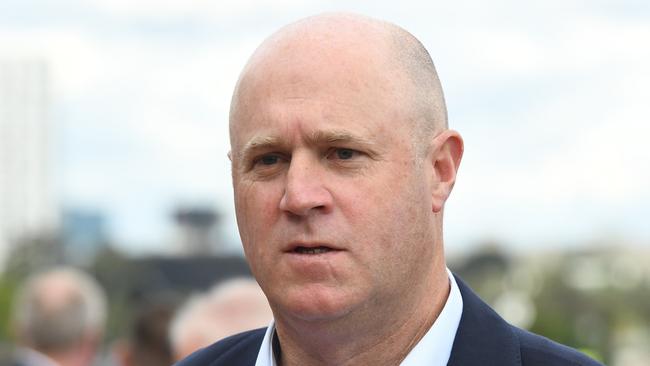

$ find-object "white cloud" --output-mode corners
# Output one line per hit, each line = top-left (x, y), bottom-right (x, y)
(85, 0), (319, 22)
(0, 29), (100, 95)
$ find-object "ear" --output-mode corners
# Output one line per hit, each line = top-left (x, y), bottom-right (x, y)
(429, 130), (464, 213)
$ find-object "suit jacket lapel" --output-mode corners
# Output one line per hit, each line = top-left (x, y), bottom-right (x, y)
(447, 275), (522, 366)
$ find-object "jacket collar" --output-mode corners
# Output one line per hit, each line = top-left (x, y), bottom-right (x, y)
(447, 275), (522, 366)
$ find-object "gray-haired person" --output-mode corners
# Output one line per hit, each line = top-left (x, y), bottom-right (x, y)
(10, 267), (107, 366)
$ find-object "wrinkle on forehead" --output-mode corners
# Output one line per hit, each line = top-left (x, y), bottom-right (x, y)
(229, 13), (447, 152)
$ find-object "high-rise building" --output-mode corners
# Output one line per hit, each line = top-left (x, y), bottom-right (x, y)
(0, 59), (58, 270)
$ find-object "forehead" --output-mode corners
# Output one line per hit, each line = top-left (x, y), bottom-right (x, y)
(230, 36), (413, 150)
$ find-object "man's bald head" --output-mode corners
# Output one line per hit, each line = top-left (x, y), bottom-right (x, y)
(12, 267), (107, 353)
(229, 13), (447, 155)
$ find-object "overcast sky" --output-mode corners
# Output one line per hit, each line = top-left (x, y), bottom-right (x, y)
(2, 0), (649, 256)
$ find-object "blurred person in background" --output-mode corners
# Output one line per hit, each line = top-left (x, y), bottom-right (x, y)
(110, 297), (176, 366)
(10, 267), (107, 366)
(177, 12), (603, 366)
(169, 278), (272, 361)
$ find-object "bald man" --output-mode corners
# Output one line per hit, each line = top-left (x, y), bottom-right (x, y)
(169, 278), (272, 361)
(176, 13), (603, 366)
(11, 267), (107, 366)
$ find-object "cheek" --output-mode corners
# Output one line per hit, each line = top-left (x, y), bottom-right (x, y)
(345, 167), (426, 226)
(235, 180), (280, 225)
(346, 169), (432, 265)
(234, 181), (283, 259)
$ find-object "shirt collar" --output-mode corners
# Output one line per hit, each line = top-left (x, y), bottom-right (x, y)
(255, 269), (463, 366)
(400, 269), (463, 366)
(255, 320), (276, 366)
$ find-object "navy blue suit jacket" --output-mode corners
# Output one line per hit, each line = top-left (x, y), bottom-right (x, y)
(176, 276), (603, 365)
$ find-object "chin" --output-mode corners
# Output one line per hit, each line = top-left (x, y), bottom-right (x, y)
(277, 286), (358, 322)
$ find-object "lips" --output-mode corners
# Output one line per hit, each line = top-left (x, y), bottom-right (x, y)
(285, 242), (342, 254)
(293, 246), (333, 254)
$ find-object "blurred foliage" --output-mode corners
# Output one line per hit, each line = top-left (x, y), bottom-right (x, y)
(90, 246), (137, 342)
(452, 244), (650, 365)
(0, 274), (17, 340)
(3, 233), (65, 278)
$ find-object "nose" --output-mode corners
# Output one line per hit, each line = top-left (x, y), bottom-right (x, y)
(279, 156), (333, 217)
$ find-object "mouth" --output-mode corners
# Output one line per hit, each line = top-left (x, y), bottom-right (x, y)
(292, 246), (335, 255)
(285, 242), (343, 255)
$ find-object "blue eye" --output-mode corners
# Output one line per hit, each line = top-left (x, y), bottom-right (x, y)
(259, 155), (280, 165)
(335, 149), (355, 160)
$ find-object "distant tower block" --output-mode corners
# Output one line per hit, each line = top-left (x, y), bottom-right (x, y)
(0, 59), (58, 270)
(174, 207), (220, 255)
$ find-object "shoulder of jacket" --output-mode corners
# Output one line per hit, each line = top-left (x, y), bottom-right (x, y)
(174, 328), (267, 366)
(512, 326), (604, 366)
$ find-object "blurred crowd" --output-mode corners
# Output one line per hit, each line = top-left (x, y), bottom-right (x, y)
(0, 266), (272, 366)
(0, 244), (648, 366)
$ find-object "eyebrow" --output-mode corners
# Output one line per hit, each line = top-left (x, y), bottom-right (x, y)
(237, 129), (379, 162)
(306, 129), (375, 147)
(238, 135), (285, 162)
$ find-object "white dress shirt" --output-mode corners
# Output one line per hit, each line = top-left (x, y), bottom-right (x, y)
(254, 269), (463, 366)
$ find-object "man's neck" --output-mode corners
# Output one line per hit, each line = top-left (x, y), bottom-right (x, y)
(274, 268), (451, 366)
